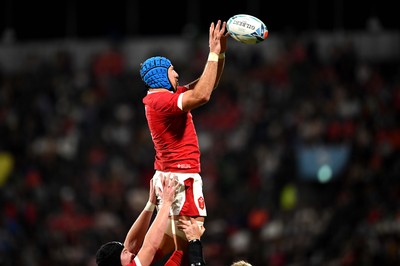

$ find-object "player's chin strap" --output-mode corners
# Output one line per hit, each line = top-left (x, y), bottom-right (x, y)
(170, 209), (177, 235)
(169, 211), (183, 251)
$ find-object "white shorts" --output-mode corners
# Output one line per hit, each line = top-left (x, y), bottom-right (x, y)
(152, 171), (207, 217)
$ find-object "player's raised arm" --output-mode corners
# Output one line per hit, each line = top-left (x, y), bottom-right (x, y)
(134, 176), (179, 266)
(181, 20), (228, 111)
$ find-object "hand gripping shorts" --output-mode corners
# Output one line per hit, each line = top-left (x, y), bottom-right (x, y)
(152, 171), (207, 217)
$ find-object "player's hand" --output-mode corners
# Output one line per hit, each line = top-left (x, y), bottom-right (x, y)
(209, 20), (226, 55)
(159, 174), (179, 204)
(177, 217), (205, 241)
(220, 22), (229, 54)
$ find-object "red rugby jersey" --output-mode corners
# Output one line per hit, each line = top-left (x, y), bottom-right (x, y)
(143, 86), (201, 173)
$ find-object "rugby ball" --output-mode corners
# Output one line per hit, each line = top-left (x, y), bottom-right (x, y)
(227, 14), (268, 44)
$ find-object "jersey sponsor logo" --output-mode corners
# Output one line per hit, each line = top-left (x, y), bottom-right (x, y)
(177, 163), (191, 169)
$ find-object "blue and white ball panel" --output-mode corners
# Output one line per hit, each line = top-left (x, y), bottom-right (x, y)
(227, 14), (268, 44)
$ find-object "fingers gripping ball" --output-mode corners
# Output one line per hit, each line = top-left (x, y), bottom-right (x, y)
(140, 56), (173, 90)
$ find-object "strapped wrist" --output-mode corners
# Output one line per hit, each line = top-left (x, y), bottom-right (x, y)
(144, 201), (156, 212)
(207, 52), (219, 62)
(188, 240), (205, 265)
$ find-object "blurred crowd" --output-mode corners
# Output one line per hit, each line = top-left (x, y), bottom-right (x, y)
(0, 35), (399, 266)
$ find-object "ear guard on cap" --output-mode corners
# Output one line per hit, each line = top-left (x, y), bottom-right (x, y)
(140, 56), (173, 91)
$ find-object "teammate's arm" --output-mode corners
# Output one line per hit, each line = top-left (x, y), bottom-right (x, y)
(178, 217), (206, 266)
(135, 177), (178, 266)
(123, 179), (157, 254)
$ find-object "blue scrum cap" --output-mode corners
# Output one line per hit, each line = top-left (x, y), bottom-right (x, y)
(139, 56), (173, 90)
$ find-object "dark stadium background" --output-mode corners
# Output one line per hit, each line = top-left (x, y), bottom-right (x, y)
(1, 1), (400, 266)
(0, 0), (398, 40)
